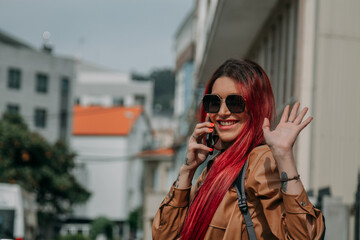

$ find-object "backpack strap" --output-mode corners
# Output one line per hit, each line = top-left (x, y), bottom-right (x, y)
(234, 161), (257, 240)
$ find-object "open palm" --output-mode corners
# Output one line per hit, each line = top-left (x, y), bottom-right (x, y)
(262, 102), (313, 153)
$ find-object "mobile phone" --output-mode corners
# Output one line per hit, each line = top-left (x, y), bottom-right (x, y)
(206, 120), (218, 155)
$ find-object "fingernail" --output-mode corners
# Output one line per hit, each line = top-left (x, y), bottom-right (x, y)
(210, 148), (213, 151)
(208, 128), (213, 132)
(210, 123), (214, 126)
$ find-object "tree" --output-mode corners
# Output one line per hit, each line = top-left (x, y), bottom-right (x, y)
(132, 68), (175, 115)
(128, 207), (143, 239)
(150, 69), (175, 115)
(0, 113), (90, 214)
(89, 217), (113, 240)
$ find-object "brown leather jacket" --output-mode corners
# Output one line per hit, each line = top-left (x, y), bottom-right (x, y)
(152, 145), (325, 239)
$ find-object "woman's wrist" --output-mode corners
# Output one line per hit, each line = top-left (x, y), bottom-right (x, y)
(174, 166), (195, 189)
(269, 147), (303, 194)
(269, 145), (293, 159)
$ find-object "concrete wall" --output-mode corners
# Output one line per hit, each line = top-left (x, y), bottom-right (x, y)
(310, 0), (360, 204)
(76, 66), (154, 117)
(143, 159), (173, 240)
(0, 42), (75, 143)
(72, 136), (130, 220)
(72, 114), (152, 221)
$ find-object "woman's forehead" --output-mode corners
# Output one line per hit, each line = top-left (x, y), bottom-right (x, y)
(211, 76), (242, 96)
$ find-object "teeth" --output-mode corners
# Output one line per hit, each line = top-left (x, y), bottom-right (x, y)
(219, 121), (235, 126)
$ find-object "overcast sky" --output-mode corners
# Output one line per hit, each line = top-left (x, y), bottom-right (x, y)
(0, 0), (194, 73)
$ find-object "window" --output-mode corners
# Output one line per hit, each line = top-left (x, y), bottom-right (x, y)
(6, 104), (20, 114)
(8, 68), (21, 89)
(134, 95), (146, 106)
(61, 77), (70, 95)
(60, 110), (68, 128)
(34, 108), (47, 128)
(36, 73), (49, 93)
(59, 78), (70, 142)
(113, 97), (124, 106)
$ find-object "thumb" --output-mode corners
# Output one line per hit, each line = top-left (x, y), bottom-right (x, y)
(262, 117), (271, 134)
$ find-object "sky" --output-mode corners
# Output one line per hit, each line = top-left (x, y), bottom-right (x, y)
(0, 0), (194, 74)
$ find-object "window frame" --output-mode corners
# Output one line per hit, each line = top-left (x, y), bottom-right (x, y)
(36, 73), (49, 93)
(7, 68), (22, 90)
(34, 108), (47, 128)
(6, 104), (20, 114)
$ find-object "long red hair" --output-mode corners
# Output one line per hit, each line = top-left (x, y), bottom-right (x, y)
(180, 59), (275, 240)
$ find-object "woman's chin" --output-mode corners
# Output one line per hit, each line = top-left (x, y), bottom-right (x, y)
(214, 139), (236, 151)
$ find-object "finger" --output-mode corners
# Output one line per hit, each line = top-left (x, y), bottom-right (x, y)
(193, 143), (213, 152)
(294, 107), (308, 124)
(299, 116), (313, 130)
(188, 142), (213, 153)
(262, 117), (271, 135)
(288, 102), (300, 122)
(192, 127), (214, 142)
(195, 121), (215, 129)
(280, 105), (290, 123)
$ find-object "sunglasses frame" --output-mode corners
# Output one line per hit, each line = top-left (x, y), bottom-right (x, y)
(202, 94), (246, 113)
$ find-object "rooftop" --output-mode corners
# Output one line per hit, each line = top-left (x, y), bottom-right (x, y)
(73, 105), (143, 136)
(0, 28), (33, 49)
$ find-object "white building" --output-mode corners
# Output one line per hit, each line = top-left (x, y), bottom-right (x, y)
(139, 148), (174, 240)
(62, 105), (152, 238)
(0, 29), (75, 143)
(75, 62), (154, 117)
(173, 8), (210, 181)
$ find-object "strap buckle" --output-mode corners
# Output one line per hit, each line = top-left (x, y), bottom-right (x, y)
(238, 198), (248, 213)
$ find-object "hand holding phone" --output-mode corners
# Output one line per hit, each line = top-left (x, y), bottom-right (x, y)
(206, 120), (218, 155)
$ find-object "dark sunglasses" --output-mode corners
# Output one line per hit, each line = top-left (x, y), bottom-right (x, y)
(202, 94), (245, 113)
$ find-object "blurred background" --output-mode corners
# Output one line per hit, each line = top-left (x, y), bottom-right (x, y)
(0, 0), (359, 239)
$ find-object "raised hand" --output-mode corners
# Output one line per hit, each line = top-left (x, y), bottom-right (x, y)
(262, 102), (312, 156)
(262, 102), (312, 194)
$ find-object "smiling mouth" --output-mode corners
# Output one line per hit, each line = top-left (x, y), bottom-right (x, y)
(217, 120), (238, 127)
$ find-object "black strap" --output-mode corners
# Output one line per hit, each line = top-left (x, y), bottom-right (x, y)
(234, 161), (257, 240)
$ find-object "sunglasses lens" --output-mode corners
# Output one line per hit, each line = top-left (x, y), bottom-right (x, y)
(226, 95), (245, 113)
(203, 95), (220, 113)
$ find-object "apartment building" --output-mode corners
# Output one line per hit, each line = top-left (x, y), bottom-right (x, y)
(75, 62), (153, 118)
(0, 29), (75, 143)
(62, 105), (153, 238)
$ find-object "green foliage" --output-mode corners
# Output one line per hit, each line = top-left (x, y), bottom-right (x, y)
(150, 69), (175, 115)
(131, 72), (150, 81)
(2, 112), (28, 130)
(0, 115), (90, 214)
(128, 207), (142, 232)
(132, 68), (175, 115)
(57, 234), (89, 240)
(89, 217), (114, 240)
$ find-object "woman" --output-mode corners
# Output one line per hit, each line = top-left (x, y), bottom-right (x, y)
(152, 59), (325, 239)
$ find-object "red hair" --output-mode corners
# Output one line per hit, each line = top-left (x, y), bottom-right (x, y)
(180, 59), (275, 240)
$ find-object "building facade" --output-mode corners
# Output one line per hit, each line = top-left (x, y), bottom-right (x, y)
(172, 9), (207, 182)
(75, 62), (154, 118)
(139, 148), (174, 240)
(0, 29), (75, 143)
(62, 105), (153, 238)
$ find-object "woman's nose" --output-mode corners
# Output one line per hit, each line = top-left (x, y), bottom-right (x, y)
(218, 100), (231, 116)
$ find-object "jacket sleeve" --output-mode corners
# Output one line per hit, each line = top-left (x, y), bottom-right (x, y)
(152, 170), (207, 240)
(246, 149), (325, 240)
